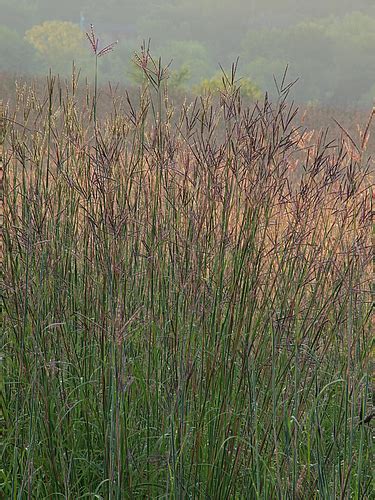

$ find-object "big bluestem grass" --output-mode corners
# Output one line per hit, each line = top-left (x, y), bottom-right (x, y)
(2, 57), (374, 499)
(86, 24), (117, 128)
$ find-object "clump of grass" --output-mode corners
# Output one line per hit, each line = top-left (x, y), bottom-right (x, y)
(2, 56), (374, 499)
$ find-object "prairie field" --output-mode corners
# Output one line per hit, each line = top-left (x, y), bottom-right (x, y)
(1, 64), (374, 499)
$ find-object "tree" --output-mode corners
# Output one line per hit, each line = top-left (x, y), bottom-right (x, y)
(25, 21), (88, 74)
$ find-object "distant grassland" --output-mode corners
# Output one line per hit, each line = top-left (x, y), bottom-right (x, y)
(1, 70), (375, 157)
(2, 68), (374, 498)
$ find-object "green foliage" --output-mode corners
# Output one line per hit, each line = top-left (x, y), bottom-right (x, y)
(156, 40), (212, 85)
(127, 43), (202, 90)
(168, 65), (191, 90)
(25, 20), (88, 74)
(127, 58), (148, 86)
(241, 12), (375, 105)
(244, 57), (289, 91)
(194, 73), (262, 101)
(127, 57), (190, 91)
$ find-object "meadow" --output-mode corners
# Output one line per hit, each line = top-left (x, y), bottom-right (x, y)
(2, 56), (374, 498)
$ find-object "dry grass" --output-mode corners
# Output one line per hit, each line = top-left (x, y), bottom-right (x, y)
(2, 64), (374, 498)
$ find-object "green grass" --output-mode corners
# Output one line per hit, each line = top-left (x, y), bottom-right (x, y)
(2, 65), (374, 499)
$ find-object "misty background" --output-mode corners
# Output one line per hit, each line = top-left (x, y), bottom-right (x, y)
(1, 0), (375, 107)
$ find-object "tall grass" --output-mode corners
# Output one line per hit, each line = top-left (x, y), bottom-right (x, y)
(2, 59), (374, 499)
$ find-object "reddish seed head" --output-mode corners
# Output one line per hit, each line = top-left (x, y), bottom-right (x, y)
(86, 24), (117, 57)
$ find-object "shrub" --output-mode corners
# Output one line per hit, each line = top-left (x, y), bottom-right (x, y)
(194, 72), (262, 100)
